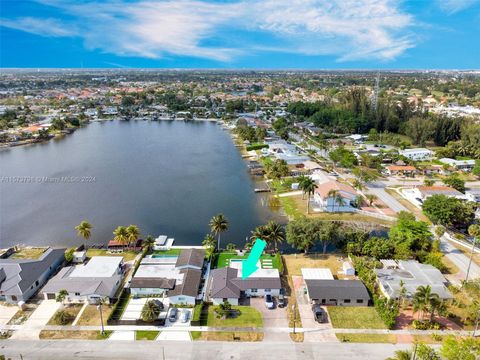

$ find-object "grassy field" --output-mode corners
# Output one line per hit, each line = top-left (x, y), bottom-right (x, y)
(152, 248), (182, 256)
(214, 252), (281, 271)
(47, 304), (83, 325)
(9, 247), (47, 259)
(86, 249), (138, 262)
(412, 334), (445, 344)
(336, 333), (397, 343)
(190, 331), (263, 341)
(328, 307), (387, 329)
(135, 331), (160, 340)
(206, 306), (263, 328)
(282, 253), (347, 278)
(76, 304), (112, 326)
(39, 330), (112, 340)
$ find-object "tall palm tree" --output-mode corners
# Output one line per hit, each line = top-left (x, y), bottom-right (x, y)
(302, 177), (317, 214)
(126, 224), (141, 249)
(75, 221), (92, 250)
(113, 226), (129, 249)
(352, 179), (365, 191)
(465, 224), (480, 283)
(413, 285), (437, 320)
(327, 189), (339, 212)
(386, 350), (412, 360)
(143, 235), (155, 253)
(264, 221), (286, 253)
(365, 194), (378, 206)
(202, 233), (216, 259)
(210, 214), (229, 251)
(335, 195), (346, 210)
(297, 174), (308, 199)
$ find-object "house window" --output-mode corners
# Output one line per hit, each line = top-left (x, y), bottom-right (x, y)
(321, 299), (326, 304)
(329, 299), (336, 302)
(75, 292), (80, 296)
(11, 295), (17, 301)
(264, 289), (271, 292)
(356, 299), (364, 304)
(344, 299), (351, 303)
(35, 280), (39, 286)
(222, 298), (227, 302)
(250, 288), (257, 292)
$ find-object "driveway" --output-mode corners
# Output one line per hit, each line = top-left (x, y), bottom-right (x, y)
(10, 300), (60, 340)
(109, 330), (136, 341)
(249, 297), (289, 342)
(441, 236), (480, 280)
(0, 304), (18, 326)
(157, 331), (191, 341)
(367, 182), (408, 213)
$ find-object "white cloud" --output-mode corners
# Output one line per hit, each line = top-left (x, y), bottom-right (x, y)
(1, 0), (416, 62)
(0, 17), (75, 37)
(438, 0), (480, 14)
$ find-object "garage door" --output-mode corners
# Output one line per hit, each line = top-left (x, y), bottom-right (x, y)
(46, 293), (56, 300)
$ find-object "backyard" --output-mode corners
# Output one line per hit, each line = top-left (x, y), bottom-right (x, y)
(282, 253), (347, 278)
(206, 305), (263, 328)
(9, 247), (47, 259)
(86, 249), (138, 262)
(214, 252), (282, 272)
(327, 307), (387, 329)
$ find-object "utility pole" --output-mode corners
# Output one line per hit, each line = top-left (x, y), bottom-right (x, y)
(97, 302), (105, 335)
(465, 236), (477, 283)
(292, 303), (296, 334)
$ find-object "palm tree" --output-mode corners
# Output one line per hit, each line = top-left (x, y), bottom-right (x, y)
(113, 226), (129, 249)
(56, 289), (69, 305)
(386, 349), (412, 360)
(327, 189), (339, 212)
(210, 214), (229, 251)
(143, 235), (155, 252)
(141, 299), (162, 322)
(75, 221), (92, 250)
(413, 285), (437, 321)
(365, 194), (378, 206)
(250, 224), (269, 242)
(352, 179), (365, 191)
(264, 221), (286, 253)
(126, 224), (141, 250)
(297, 175), (309, 199)
(335, 195), (346, 210)
(202, 233), (216, 259)
(302, 178), (317, 214)
(465, 224), (480, 283)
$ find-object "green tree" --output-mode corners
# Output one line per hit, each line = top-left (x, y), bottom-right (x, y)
(264, 221), (286, 253)
(440, 336), (480, 360)
(75, 221), (92, 250)
(126, 224), (141, 249)
(210, 214), (229, 251)
(443, 174), (466, 193)
(422, 195), (475, 227)
(473, 159), (480, 177)
(365, 194), (378, 206)
(143, 235), (155, 252)
(64, 248), (75, 263)
(202, 233), (216, 259)
(56, 289), (69, 305)
(465, 224), (480, 283)
(141, 300), (162, 322)
(300, 177), (317, 214)
(113, 226), (129, 248)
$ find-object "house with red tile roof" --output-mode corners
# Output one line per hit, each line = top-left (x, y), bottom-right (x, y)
(313, 180), (358, 212)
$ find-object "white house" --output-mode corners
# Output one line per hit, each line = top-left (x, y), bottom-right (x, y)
(439, 158), (476, 171)
(72, 251), (86, 264)
(399, 148), (434, 161)
(313, 180), (358, 212)
(465, 189), (480, 203)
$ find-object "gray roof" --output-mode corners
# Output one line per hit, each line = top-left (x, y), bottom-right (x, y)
(175, 249), (205, 268)
(305, 280), (370, 300)
(374, 260), (452, 299)
(0, 248), (66, 297)
(169, 268), (202, 298)
(209, 267), (281, 299)
(129, 277), (175, 289)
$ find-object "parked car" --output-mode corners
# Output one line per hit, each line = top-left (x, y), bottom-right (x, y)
(179, 309), (189, 323)
(265, 294), (274, 309)
(168, 307), (178, 322)
(278, 288), (286, 308)
(312, 304), (327, 323)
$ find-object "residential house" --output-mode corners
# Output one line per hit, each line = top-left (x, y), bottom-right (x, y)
(266, 139), (309, 165)
(412, 186), (466, 201)
(374, 260), (452, 300)
(439, 158), (476, 171)
(386, 165), (417, 177)
(313, 180), (357, 212)
(42, 256), (125, 304)
(304, 280), (370, 306)
(209, 262), (281, 305)
(0, 248), (66, 305)
(399, 148), (434, 161)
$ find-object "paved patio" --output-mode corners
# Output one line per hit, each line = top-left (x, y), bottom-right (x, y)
(0, 305), (18, 326)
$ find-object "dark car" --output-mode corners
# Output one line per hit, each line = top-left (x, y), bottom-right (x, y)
(278, 288), (286, 308)
(312, 305), (327, 323)
(168, 307), (178, 322)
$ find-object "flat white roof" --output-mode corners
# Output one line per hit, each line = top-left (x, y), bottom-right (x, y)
(301, 268), (334, 280)
(69, 256), (122, 278)
(134, 264), (184, 284)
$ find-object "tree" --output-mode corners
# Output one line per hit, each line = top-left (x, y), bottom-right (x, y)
(416, 343), (440, 360)
(56, 289), (69, 305)
(210, 214), (229, 251)
(473, 159), (480, 177)
(440, 336), (480, 360)
(202, 233), (216, 259)
(226, 243), (237, 251)
(300, 177), (317, 214)
(75, 221), (92, 250)
(286, 217), (340, 254)
(53, 309), (74, 325)
(365, 194), (378, 206)
(126, 224), (141, 249)
(141, 300), (162, 322)
(423, 178), (435, 187)
(443, 174), (466, 193)
(389, 212), (432, 258)
(264, 221), (286, 253)
(406, 116), (434, 146)
(143, 235), (155, 252)
(386, 349), (411, 360)
(422, 195), (475, 227)
(215, 300), (232, 318)
(264, 159), (289, 180)
(412, 285), (441, 321)
(113, 226), (129, 248)
(64, 248), (75, 263)
(465, 224), (480, 283)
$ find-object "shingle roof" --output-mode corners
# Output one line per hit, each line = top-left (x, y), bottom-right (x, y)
(169, 268), (202, 298)
(417, 186), (463, 197)
(305, 280), (370, 300)
(175, 249), (205, 269)
(129, 277), (176, 289)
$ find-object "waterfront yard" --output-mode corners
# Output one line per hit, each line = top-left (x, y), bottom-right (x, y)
(151, 248), (182, 256)
(86, 249), (138, 262)
(282, 253), (347, 278)
(214, 252), (282, 272)
(328, 307), (387, 329)
(206, 305), (263, 328)
(9, 247), (47, 259)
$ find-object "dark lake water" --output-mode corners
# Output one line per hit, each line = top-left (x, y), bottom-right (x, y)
(0, 120), (284, 248)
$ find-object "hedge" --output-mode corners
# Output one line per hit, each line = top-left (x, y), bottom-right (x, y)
(246, 143), (268, 151)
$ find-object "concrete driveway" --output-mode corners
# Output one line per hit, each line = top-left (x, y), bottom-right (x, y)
(157, 331), (191, 341)
(367, 182), (408, 213)
(0, 304), (18, 326)
(249, 297), (289, 342)
(109, 330), (135, 341)
(10, 300), (60, 340)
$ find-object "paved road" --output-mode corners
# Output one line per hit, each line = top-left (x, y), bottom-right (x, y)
(366, 182), (408, 214)
(0, 339), (412, 360)
(440, 235), (480, 280)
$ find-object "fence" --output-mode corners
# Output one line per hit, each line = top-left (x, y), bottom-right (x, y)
(356, 209), (397, 222)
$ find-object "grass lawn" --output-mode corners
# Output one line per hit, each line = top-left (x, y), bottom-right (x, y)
(289, 332), (304, 342)
(206, 306), (263, 328)
(190, 331), (263, 342)
(76, 304), (112, 326)
(278, 196), (303, 219)
(39, 330), (112, 340)
(151, 248), (182, 256)
(336, 333), (397, 343)
(9, 247), (47, 259)
(135, 331), (160, 340)
(328, 307), (387, 329)
(214, 252), (281, 271)
(282, 253), (347, 278)
(47, 304), (83, 325)
(7, 305), (36, 325)
(412, 334), (445, 344)
(86, 249), (138, 262)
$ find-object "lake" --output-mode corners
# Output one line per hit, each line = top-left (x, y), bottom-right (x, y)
(0, 120), (284, 248)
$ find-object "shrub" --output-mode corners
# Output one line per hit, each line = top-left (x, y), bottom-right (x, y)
(53, 309), (74, 325)
(246, 143), (268, 151)
(141, 300), (162, 322)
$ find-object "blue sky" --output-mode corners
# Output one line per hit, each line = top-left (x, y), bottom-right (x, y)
(1, 0), (479, 69)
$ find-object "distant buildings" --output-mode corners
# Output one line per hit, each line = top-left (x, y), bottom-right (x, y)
(439, 158), (476, 171)
(399, 148), (434, 161)
(0, 248), (66, 305)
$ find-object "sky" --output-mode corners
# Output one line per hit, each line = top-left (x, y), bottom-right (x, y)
(1, 0), (479, 69)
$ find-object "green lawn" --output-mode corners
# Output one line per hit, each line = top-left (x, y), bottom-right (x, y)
(86, 249), (138, 262)
(206, 306), (263, 328)
(9, 247), (47, 259)
(151, 248), (182, 256)
(214, 252), (281, 270)
(328, 307), (387, 329)
(336, 333), (397, 343)
(135, 331), (159, 340)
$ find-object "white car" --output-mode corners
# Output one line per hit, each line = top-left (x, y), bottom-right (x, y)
(179, 309), (189, 323)
(265, 294), (274, 309)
